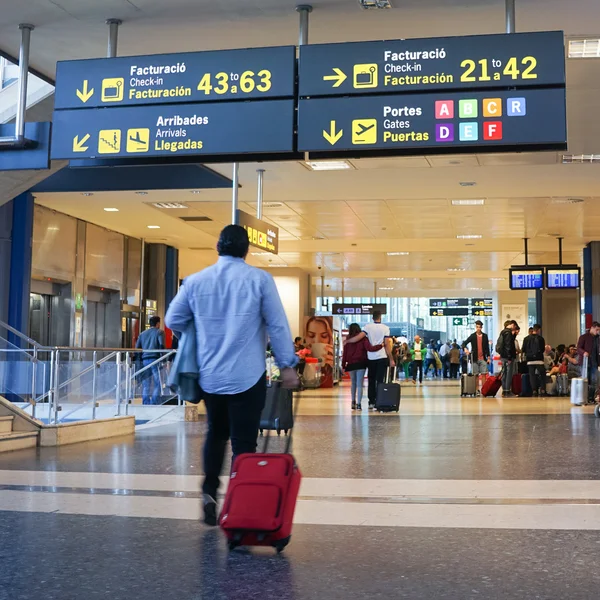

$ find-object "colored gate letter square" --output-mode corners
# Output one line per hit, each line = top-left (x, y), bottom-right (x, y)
(436, 123), (454, 142)
(483, 98), (502, 117)
(459, 122), (478, 142)
(483, 121), (503, 141)
(459, 99), (478, 119)
(435, 100), (454, 119)
(507, 97), (527, 116)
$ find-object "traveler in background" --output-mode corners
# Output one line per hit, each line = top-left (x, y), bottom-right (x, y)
(294, 337), (304, 352)
(165, 225), (299, 527)
(449, 343), (461, 379)
(462, 320), (490, 394)
(528, 327), (534, 336)
(342, 323), (382, 410)
(577, 321), (600, 401)
(439, 340), (451, 379)
(136, 315), (165, 405)
(522, 324), (547, 397)
(496, 320), (517, 397)
(400, 342), (412, 379)
(412, 335), (425, 384)
(564, 344), (581, 379)
(544, 345), (556, 371)
(345, 310), (394, 410)
(424, 340), (438, 378)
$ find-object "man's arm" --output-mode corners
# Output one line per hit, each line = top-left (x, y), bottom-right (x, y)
(164, 284), (193, 335)
(260, 274), (298, 370)
(576, 334), (588, 359)
(385, 337), (395, 366)
(462, 334), (473, 351)
(346, 332), (367, 344)
(158, 330), (166, 350)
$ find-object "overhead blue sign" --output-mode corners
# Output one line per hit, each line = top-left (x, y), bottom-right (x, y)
(298, 88), (566, 154)
(299, 31), (565, 97)
(54, 46), (296, 110)
(50, 100), (295, 160)
(0, 122), (51, 171)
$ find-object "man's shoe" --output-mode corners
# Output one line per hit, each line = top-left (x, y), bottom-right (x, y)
(351, 402), (357, 410)
(356, 403), (362, 410)
(203, 494), (218, 527)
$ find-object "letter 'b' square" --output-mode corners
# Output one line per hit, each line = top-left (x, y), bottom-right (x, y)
(459, 99), (478, 119)
(435, 100), (454, 119)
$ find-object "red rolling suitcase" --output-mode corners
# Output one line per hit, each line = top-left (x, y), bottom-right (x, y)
(482, 372), (503, 397)
(511, 373), (522, 396)
(220, 390), (301, 553)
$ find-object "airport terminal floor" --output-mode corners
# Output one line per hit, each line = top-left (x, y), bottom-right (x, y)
(1, 379), (600, 600)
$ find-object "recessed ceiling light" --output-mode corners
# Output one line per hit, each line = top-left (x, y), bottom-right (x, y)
(81, 192), (93, 196)
(562, 154), (600, 163)
(447, 268), (466, 272)
(152, 202), (188, 209)
(359, 0), (393, 8)
(103, 207), (119, 212)
(452, 199), (485, 206)
(387, 251), (409, 256)
(304, 160), (353, 171)
(387, 277), (404, 281)
(379, 287), (394, 291)
(490, 277), (506, 281)
(264, 202), (283, 208)
(147, 225), (161, 229)
(568, 39), (600, 58)
(136, 191), (149, 196)
(190, 190), (202, 194)
(251, 252), (271, 256)
(459, 181), (477, 187)
(457, 234), (482, 239)
(469, 287), (484, 291)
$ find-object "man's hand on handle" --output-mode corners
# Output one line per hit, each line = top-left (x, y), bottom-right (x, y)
(281, 367), (300, 390)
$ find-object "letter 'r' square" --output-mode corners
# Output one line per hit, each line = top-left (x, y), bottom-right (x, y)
(483, 121), (503, 141)
(435, 100), (454, 119)
(507, 97), (527, 116)
(459, 122), (478, 142)
(459, 99), (478, 119)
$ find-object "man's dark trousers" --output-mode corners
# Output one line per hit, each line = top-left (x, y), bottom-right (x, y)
(202, 372), (267, 498)
(367, 358), (389, 406)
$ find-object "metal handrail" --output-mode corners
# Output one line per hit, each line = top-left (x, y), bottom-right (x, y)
(0, 319), (43, 349)
(131, 351), (176, 380)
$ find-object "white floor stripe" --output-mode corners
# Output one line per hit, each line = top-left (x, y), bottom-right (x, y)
(2, 470), (600, 500)
(1, 490), (600, 530)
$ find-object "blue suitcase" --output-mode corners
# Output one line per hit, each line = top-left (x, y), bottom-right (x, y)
(521, 373), (533, 397)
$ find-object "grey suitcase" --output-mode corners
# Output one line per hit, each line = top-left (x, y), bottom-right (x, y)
(570, 356), (588, 406)
(461, 355), (477, 397)
(556, 373), (569, 396)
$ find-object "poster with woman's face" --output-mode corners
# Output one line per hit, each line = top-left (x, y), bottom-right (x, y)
(304, 316), (334, 388)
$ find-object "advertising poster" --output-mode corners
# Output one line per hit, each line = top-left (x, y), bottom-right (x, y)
(304, 316), (334, 388)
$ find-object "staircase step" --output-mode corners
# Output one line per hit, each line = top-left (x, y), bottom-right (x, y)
(0, 431), (38, 453)
(0, 416), (14, 435)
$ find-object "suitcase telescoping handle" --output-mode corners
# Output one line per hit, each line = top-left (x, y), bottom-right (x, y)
(262, 380), (300, 455)
(583, 354), (589, 381)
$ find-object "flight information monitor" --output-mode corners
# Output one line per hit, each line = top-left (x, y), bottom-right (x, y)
(509, 267), (544, 290)
(546, 267), (580, 289)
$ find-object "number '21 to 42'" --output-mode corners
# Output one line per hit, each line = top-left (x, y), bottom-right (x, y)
(460, 57), (537, 82)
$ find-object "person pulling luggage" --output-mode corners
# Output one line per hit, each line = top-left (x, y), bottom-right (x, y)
(462, 320), (490, 395)
(522, 324), (547, 397)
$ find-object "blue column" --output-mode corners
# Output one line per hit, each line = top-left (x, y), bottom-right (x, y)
(7, 192), (34, 345)
(583, 244), (592, 330)
(165, 246), (179, 308)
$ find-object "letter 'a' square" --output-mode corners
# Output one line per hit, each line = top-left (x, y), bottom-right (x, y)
(435, 100), (454, 119)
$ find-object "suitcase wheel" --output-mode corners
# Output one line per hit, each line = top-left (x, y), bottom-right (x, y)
(284, 429), (289, 435)
(259, 429), (264, 436)
(276, 429), (281, 436)
(273, 536), (290, 554)
(595, 404), (600, 418)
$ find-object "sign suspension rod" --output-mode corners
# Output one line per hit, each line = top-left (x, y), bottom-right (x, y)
(505, 0), (516, 34)
(106, 18), (122, 58)
(232, 162), (240, 225)
(256, 169), (265, 220)
(296, 5), (313, 47)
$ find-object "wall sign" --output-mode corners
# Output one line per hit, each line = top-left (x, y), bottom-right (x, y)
(332, 303), (387, 316)
(430, 307), (469, 317)
(54, 46), (296, 109)
(238, 210), (279, 255)
(298, 31), (565, 97)
(298, 88), (566, 154)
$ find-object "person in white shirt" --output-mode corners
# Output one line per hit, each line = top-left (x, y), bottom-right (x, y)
(346, 310), (395, 410)
(439, 340), (451, 379)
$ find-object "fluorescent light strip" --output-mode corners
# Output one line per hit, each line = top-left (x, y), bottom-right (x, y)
(387, 277), (404, 281)
(568, 39), (600, 58)
(304, 160), (353, 171)
(451, 199), (485, 206)
(457, 234), (482, 239)
(387, 252), (409, 256)
(147, 225), (161, 229)
(562, 154), (600, 163)
(379, 287), (394, 290)
(103, 207), (119, 212)
(447, 268), (466, 272)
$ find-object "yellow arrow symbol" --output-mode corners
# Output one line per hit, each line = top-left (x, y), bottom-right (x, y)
(73, 133), (90, 152)
(323, 120), (343, 145)
(76, 80), (94, 103)
(323, 67), (347, 87)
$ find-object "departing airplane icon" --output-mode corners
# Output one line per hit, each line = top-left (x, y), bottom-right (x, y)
(356, 122), (375, 136)
(351, 118), (377, 145)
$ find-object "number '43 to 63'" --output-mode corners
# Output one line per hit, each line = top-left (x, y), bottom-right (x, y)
(197, 70), (272, 95)
(461, 56), (537, 82)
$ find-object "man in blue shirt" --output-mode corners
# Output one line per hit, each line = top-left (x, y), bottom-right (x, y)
(165, 224), (298, 526)
(135, 316), (165, 405)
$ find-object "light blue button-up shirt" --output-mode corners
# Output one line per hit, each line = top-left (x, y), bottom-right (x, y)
(165, 256), (297, 395)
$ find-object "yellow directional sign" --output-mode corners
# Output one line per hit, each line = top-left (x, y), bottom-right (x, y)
(102, 77), (124, 102)
(353, 64), (378, 89)
(126, 128), (150, 153)
(76, 80), (94, 103)
(323, 67), (347, 88)
(322, 120), (343, 146)
(352, 119), (377, 145)
(72, 133), (90, 152)
(98, 129), (121, 154)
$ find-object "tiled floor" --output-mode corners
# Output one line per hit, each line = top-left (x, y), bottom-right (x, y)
(1, 379), (599, 599)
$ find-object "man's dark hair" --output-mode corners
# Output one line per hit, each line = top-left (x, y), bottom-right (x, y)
(149, 316), (161, 328)
(294, 337), (302, 343)
(593, 321), (600, 328)
(475, 320), (483, 327)
(533, 324), (542, 332)
(372, 310), (382, 321)
(504, 320), (512, 328)
(512, 320), (519, 328)
(217, 224), (250, 258)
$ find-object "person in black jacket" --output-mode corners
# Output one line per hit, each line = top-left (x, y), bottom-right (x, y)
(462, 320), (490, 394)
(496, 320), (518, 397)
(521, 324), (546, 396)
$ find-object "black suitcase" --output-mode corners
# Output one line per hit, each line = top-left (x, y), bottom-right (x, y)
(260, 381), (293, 436)
(375, 368), (401, 413)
